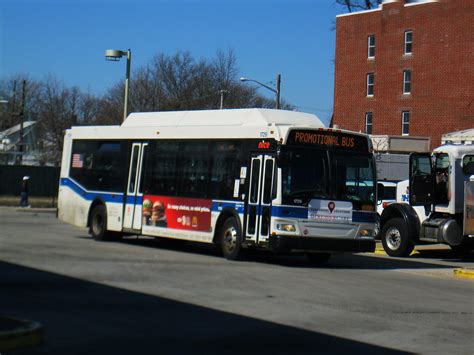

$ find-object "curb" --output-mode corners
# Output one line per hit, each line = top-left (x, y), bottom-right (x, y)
(0, 317), (43, 352)
(16, 207), (57, 214)
(453, 268), (474, 280)
(374, 247), (420, 256)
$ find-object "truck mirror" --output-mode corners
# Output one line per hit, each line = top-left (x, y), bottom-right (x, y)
(462, 155), (474, 175)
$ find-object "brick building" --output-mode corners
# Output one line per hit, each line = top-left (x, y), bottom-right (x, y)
(333, 0), (474, 149)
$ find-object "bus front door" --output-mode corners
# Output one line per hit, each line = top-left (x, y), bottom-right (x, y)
(123, 142), (148, 231)
(246, 154), (275, 245)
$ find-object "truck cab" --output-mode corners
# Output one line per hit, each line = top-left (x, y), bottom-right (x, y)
(379, 144), (474, 257)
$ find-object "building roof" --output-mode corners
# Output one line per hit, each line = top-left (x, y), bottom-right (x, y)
(441, 129), (474, 144)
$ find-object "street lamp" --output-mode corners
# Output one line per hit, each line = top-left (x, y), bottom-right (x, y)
(240, 74), (281, 109)
(219, 90), (229, 110)
(105, 49), (132, 121)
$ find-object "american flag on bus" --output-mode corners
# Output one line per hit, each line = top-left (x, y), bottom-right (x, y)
(72, 154), (84, 168)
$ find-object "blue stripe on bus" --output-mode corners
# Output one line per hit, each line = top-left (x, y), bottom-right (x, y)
(271, 205), (308, 219)
(60, 178), (125, 203)
(61, 178), (376, 223)
(212, 201), (245, 214)
(352, 211), (377, 223)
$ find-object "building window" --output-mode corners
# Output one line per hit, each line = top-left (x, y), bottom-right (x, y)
(367, 73), (374, 96)
(405, 31), (413, 55)
(365, 112), (373, 134)
(368, 35), (375, 58)
(402, 111), (410, 135)
(403, 70), (411, 94)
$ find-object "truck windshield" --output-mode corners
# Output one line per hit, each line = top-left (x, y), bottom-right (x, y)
(280, 147), (375, 210)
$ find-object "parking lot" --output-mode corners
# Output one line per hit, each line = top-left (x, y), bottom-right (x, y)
(1, 207), (473, 354)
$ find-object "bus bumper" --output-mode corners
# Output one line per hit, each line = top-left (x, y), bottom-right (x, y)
(268, 235), (375, 253)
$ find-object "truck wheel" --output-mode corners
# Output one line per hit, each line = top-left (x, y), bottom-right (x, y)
(381, 218), (414, 257)
(90, 205), (120, 241)
(306, 252), (331, 265)
(220, 217), (243, 261)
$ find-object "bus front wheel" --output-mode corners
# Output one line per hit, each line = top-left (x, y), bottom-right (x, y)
(220, 217), (243, 261)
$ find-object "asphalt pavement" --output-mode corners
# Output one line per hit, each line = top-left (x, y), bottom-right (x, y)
(0, 207), (473, 354)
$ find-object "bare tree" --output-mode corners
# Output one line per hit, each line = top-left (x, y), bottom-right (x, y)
(336, 0), (383, 12)
(100, 48), (286, 120)
(0, 75), (41, 130)
(34, 75), (100, 165)
(1, 49), (296, 165)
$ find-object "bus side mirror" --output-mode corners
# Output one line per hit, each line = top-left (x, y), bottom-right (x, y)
(377, 183), (384, 202)
(462, 155), (474, 175)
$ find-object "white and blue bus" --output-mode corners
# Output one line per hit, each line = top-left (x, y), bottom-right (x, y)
(58, 109), (377, 262)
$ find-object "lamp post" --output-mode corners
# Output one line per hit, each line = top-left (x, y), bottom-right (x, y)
(240, 73), (281, 109)
(219, 90), (229, 110)
(105, 49), (132, 121)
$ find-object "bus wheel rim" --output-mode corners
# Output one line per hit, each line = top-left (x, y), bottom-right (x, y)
(386, 227), (401, 250)
(223, 226), (238, 253)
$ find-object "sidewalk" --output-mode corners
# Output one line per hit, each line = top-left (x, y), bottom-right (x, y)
(0, 195), (56, 209)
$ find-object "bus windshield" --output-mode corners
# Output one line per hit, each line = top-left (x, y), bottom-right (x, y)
(329, 151), (375, 209)
(280, 147), (375, 209)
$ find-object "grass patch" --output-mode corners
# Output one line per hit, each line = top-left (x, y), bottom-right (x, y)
(0, 195), (57, 208)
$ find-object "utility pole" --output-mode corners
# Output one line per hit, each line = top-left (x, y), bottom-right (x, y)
(219, 90), (228, 109)
(276, 74), (281, 110)
(11, 80), (17, 129)
(18, 80), (26, 164)
(240, 74), (281, 109)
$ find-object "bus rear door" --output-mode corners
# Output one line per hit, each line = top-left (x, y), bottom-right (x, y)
(123, 142), (148, 231)
(246, 154), (275, 245)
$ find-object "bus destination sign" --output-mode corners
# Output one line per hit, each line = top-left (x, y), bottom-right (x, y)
(287, 130), (369, 152)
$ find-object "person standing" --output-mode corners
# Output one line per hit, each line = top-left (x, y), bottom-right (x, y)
(20, 176), (30, 208)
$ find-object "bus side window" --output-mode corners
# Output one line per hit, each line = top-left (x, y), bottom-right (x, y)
(177, 141), (210, 198)
(210, 141), (242, 200)
(146, 141), (179, 196)
(70, 140), (125, 192)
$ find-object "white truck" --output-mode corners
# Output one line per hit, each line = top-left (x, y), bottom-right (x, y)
(379, 144), (474, 257)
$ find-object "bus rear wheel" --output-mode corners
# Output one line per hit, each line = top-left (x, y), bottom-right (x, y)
(220, 217), (243, 261)
(381, 217), (414, 257)
(90, 205), (120, 241)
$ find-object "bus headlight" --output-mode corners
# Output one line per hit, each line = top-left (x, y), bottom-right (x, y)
(276, 223), (297, 232)
(358, 229), (373, 237)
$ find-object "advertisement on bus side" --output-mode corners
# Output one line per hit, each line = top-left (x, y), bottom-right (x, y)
(142, 195), (212, 232)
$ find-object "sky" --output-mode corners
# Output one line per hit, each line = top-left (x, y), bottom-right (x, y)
(0, 0), (347, 125)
